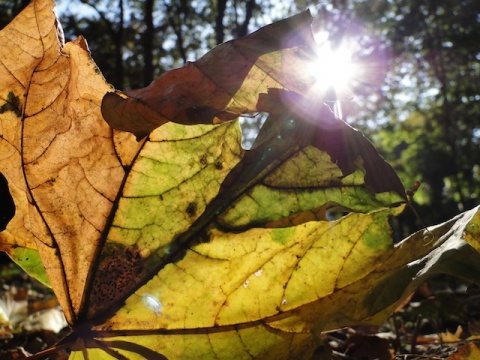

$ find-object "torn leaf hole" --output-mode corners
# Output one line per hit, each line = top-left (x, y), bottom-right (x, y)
(0, 172), (15, 231)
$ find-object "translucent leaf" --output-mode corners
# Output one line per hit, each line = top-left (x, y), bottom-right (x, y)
(1, 1), (479, 359)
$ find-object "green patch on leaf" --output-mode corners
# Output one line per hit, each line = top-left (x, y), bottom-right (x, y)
(465, 212), (480, 251)
(10, 247), (50, 287)
(362, 219), (391, 250)
(271, 227), (296, 245)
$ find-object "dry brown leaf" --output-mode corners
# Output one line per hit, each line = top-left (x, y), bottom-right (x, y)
(0, 0), (139, 324)
(447, 341), (480, 360)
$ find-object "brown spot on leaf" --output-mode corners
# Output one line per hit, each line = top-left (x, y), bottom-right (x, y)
(186, 202), (197, 217)
(0, 92), (22, 117)
(90, 245), (145, 316)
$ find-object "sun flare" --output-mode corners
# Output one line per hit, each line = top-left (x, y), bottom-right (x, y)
(309, 31), (357, 94)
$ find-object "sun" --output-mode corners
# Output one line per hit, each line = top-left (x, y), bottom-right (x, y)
(308, 31), (357, 96)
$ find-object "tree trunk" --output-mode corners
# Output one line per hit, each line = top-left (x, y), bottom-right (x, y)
(115, 0), (124, 89)
(143, 0), (155, 86)
(236, 0), (255, 38)
(215, 0), (227, 44)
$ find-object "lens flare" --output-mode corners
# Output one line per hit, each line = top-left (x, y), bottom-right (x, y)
(309, 31), (357, 94)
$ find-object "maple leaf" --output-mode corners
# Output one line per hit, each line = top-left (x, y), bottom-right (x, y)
(0, 1), (479, 359)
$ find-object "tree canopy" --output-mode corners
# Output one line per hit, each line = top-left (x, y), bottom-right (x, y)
(354, 0), (480, 228)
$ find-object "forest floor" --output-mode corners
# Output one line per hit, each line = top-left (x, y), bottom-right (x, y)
(0, 258), (479, 360)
